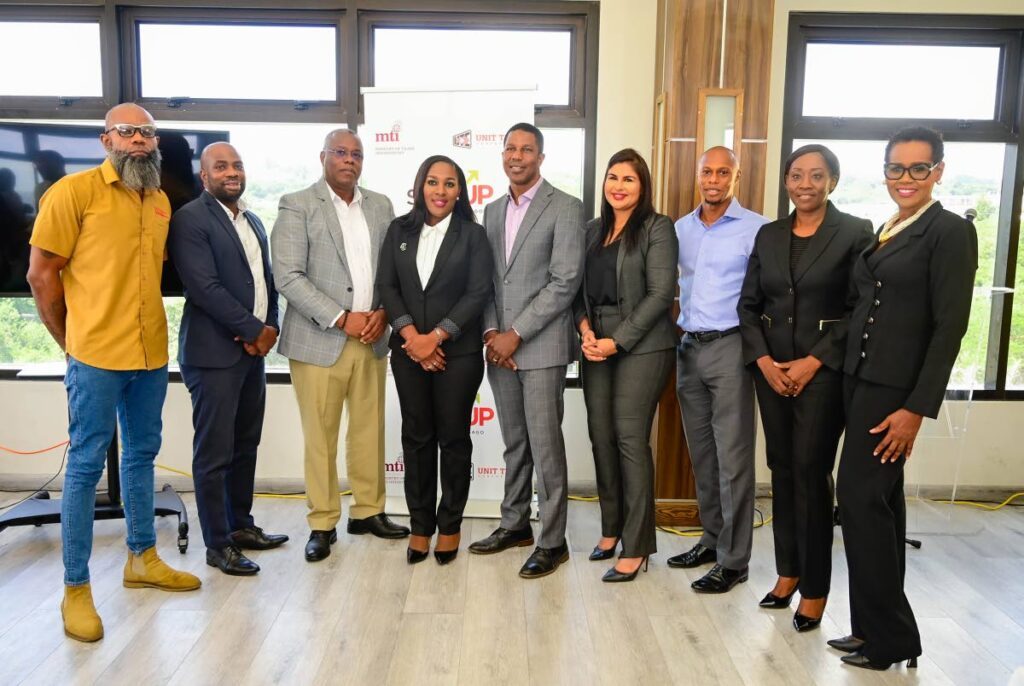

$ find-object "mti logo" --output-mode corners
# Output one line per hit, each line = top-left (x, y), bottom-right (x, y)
(375, 122), (401, 143)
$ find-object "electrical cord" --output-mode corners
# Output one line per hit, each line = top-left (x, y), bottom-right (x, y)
(0, 442), (69, 513)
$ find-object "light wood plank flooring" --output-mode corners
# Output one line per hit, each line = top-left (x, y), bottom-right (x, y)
(0, 492), (1022, 685)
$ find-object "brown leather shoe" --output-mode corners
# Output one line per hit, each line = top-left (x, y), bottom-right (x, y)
(61, 583), (103, 642)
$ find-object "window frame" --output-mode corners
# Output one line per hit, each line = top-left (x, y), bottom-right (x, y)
(781, 12), (1024, 400)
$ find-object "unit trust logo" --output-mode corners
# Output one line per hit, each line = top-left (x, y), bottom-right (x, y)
(451, 129), (504, 150)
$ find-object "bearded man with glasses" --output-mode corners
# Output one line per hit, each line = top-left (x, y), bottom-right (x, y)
(27, 103), (201, 644)
(272, 128), (410, 563)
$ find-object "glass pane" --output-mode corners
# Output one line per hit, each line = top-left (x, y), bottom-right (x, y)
(538, 128), (584, 201)
(704, 95), (737, 149)
(0, 298), (64, 365)
(138, 23), (337, 101)
(1008, 209), (1024, 390)
(792, 139), (1004, 389)
(0, 22), (102, 97)
(374, 28), (572, 106)
(802, 43), (1000, 120)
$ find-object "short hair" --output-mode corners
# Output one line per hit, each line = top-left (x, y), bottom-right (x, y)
(885, 126), (944, 164)
(503, 123), (544, 154)
(784, 144), (841, 180)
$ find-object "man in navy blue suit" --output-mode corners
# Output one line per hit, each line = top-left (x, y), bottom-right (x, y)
(168, 142), (288, 576)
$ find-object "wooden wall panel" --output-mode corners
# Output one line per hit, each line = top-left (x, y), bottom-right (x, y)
(738, 142), (768, 216)
(671, 0), (725, 139)
(724, 0), (774, 140)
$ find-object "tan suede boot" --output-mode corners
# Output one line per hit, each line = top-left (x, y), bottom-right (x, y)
(61, 583), (104, 642)
(123, 547), (201, 592)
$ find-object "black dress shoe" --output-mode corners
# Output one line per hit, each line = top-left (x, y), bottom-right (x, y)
(347, 513), (410, 539)
(602, 556), (649, 583)
(206, 545), (260, 576)
(468, 526), (534, 555)
(759, 589), (796, 609)
(305, 529), (337, 562)
(827, 635), (866, 653)
(691, 564), (748, 593)
(588, 539), (618, 561)
(793, 612), (822, 632)
(666, 543), (716, 569)
(407, 547), (429, 564)
(519, 543), (569, 579)
(841, 651), (918, 670)
(230, 526), (289, 550)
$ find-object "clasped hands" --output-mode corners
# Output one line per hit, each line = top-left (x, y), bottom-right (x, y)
(336, 309), (386, 345)
(400, 325), (447, 372)
(484, 329), (519, 370)
(235, 325), (278, 357)
(757, 354), (821, 397)
(580, 329), (618, 362)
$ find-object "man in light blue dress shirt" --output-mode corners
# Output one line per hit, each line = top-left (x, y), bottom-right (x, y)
(667, 146), (769, 593)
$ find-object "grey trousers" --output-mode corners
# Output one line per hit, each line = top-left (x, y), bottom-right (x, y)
(675, 332), (756, 569)
(582, 346), (673, 558)
(488, 364), (568, 549)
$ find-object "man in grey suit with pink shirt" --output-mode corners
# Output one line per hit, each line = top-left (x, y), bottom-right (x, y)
(468, 122), (585, 579)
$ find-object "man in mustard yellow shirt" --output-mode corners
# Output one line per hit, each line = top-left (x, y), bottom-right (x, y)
(27, 103), (200, 644)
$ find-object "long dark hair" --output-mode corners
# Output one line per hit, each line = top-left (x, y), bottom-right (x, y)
(598, 148), (654, 253)
(397, 155), (475, 232)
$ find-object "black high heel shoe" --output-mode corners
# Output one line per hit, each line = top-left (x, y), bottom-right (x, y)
(841, 652), (918, 670)
(758, 589), (796, 609)
(407, 547), (428, 564)
(589, 539), (619, 561)
(602, 556), (649, 583)
(792, 612), (822, 632)
(434, 533), (460, 565)
(826, 635), (865, 653)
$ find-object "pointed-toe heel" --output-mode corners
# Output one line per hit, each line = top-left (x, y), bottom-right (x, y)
(758, 590), (795, 609)
(841, 652), (920, 671)
(434, 548), (458, 565)
(588, 538), (618, 561)
(407, 547), (429, 564)
(792, 612), (822, 632)
(601, 556), (648, 583)
(827, 635), (865, 653)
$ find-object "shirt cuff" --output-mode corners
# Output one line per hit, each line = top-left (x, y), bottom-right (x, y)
(482, 327), (497, 342)
(392, 314), (415, 331)
(329, 309), (346, 328)
(437, 318), (461, 340)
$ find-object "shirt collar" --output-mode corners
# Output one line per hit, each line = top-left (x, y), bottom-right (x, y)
(100, 158), (120, 185)
(690, 196), (745, 224)
(508, 177), (544, 206)
(328, 184), (363, 207)
(422, 212), (452, 235)
(214, 195), (248, 220)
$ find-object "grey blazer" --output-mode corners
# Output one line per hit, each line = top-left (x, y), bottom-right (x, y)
(482, 179), (585, 370)
(573, 213), (680, 354)
(271, 179), (395, 366)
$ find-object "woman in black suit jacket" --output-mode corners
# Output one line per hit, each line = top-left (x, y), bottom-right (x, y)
(831, 127), (976, 671)
(573, 149), (678, 582)
(739, 144), (873, 631)
(376, 155), (493, 566)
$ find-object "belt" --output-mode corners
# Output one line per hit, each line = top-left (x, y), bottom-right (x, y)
(684, 326), (740, 343)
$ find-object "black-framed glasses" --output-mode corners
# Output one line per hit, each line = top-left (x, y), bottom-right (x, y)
(104, 123), (158, 139)
(323, 147), (363, 161)
(883, 162), (940, 181)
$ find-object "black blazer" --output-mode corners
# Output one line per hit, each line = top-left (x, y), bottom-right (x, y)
(377, 213), (493, 357)
(739, 201), (873, 372)
(167, 191), (279, 368)
(572, 213), (679, 354)
(844, 202), (978, 418)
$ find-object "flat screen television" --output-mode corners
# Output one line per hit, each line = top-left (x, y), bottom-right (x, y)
(0, 121), (228, 296)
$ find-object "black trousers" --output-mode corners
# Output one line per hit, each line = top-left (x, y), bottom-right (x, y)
(836, 375), (922, 664)
(754, 367), (844, 598)
(390, 350), (484, 536)
(180, 355), (265, 549)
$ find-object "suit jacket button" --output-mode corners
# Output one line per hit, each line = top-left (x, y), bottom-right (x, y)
(863, 332), (869, 340)
(504, 280), (510, 285)
(861, 351), (867, 359)
(788, 287), (794, 295)
(787, 316), (793, 324)
(347, 287), (353, 292)
(876, 280), (882, 288)
(873, 299), (880, 306)
(867, 317), (874, 324)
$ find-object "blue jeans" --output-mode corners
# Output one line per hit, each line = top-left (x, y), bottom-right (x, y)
(62, 357), (168, 585)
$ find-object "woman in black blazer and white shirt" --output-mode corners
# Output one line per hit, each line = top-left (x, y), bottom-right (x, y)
(831, 127), (976, 671)
(739, 144), (873, 630)
(574, 148), (678, 582)
(377, 155), (493, 566)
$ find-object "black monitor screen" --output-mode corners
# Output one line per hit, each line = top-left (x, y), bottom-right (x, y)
(0, 122), (228, 296)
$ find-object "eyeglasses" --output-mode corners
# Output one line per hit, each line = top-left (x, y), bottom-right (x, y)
(104, 124), (158, 139)
(883, 162), (939, 181)
(323, 147), (364, 161)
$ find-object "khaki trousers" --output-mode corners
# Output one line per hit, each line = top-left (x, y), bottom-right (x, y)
(290, 340), (386, 530)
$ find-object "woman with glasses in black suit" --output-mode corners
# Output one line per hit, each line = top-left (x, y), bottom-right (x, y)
(377, 155), (493, 566)
(738, 144), (873, 631)
(830, 127), (977, 670)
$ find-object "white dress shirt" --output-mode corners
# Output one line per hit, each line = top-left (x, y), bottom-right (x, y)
(215, 198), (268, 322)
(328, 186), (373, 325)
(416, 212), (452, 287)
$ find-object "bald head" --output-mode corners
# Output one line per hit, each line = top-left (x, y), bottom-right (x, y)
(696, 146), (741, 208)
(200, 141), (245, 210)
(323, 128), (360, 151)
(321, 128), (363, 201)
(104, 103), (155, 130)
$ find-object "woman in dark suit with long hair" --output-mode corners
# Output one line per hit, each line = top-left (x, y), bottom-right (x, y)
(831, 127), (976, 670)
(738, 144), (873, 630)
(377, 155), (493, 565)
(574, 148), (678, 582)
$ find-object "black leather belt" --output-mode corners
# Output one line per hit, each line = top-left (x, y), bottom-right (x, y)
(684, 326), (740, 343)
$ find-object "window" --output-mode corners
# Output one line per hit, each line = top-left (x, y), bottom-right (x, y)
(783, 13), (1024, 399)
(0, 21), (102, 98)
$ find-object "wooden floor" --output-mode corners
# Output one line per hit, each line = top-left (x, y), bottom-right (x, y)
(0, 492), (1022, 686)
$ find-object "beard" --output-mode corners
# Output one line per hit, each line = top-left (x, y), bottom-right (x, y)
(109, 148), (162, 191)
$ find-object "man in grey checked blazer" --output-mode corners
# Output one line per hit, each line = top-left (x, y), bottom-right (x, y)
(272, 129), (410, 564)
(468, 123), (585, 579)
